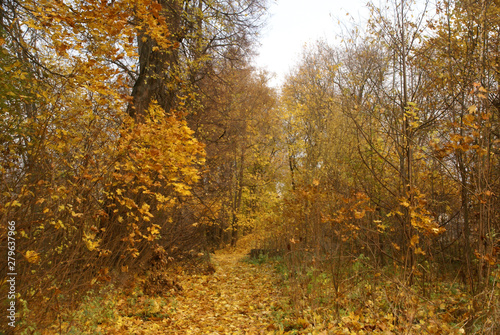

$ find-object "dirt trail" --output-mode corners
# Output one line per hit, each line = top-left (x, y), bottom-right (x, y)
(165, 248), (284, 334)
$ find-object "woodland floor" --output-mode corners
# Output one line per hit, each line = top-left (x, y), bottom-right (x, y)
(42, 237), (483, 335)
(51, 238), (291, 335)
(164, 249), (284, 334)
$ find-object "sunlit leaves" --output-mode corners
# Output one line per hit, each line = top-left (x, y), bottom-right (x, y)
(109, 101), (204, 253)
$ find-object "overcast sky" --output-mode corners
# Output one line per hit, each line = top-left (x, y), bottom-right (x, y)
(253, 0), (370, 87)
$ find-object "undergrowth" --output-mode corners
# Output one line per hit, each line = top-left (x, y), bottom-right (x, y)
(269, 252), (500, 334)
(18, 248), (499, 334)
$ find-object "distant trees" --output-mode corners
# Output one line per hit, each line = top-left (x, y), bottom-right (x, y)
(188, 64), (278, 247)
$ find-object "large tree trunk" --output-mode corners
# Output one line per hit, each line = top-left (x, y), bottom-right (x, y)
(127, 0), (184, 119)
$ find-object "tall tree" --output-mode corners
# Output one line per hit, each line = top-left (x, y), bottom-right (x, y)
(127, 0), (266, 118)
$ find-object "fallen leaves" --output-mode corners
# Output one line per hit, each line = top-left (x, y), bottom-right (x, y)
(166, 250), (283, 334)
(74, 248), (287, 334)
(40, 243), (484, 335)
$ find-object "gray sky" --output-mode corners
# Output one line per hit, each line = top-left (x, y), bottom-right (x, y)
(254, 0), (370, 87)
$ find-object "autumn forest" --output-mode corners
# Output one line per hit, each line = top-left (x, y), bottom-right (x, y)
(1, 0), (499, 333)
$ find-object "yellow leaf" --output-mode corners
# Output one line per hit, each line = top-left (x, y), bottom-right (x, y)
(24, 250), (40, 264)
(377, 223), (388, 231)
(354, 210), (365, 219)
(415, 247), (426, 255)
(6, 200), (21, 207)
(481, 113), (491, 120)
(432, 227), (445, 234)
(71, 211), (84, 218)
(464, 114), (475, 123)
(410, 235), (419, 247)
(83, 233), (100, 251)
(148, 224), (160, 235)
(50, 220), (65, 229)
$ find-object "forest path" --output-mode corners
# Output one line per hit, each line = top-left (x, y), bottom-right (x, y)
(165, 246), (284, 334)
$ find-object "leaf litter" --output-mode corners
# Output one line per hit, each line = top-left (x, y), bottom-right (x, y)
(95, 246), (286, 334)
(165, 249), (284, 334)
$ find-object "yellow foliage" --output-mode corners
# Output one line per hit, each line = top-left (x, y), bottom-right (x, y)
(410, 235), (419, 247)
(354, 209), (365, 219)
(24, 250), (41, 264)
(83, 233), (101, 251)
